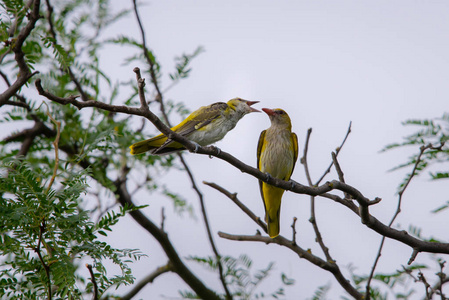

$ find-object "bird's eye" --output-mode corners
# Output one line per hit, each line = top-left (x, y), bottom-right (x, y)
(277, 110), (285, 115)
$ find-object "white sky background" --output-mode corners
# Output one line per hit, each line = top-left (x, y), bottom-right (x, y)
(98, 1), (449, 299)
(2, 0), (447, 299)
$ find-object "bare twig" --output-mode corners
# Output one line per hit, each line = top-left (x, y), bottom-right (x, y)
(315, 121), (352, 186)
(429, 273), (449, 299)
(86, 264), (98, 300)
(160, 207), (165, 231)
(218, 231), (363, 300)
(203, 181), (268, 233)
(120, 262), (173, 300)
(301, 128), (335, 262)
(438, 261), (447, 300)
(291, 217), (298, 245)
(300, 128), (313, 185)
(331, 152), (351, 200)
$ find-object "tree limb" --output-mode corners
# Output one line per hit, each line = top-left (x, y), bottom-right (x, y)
(218, 231), (363, 300)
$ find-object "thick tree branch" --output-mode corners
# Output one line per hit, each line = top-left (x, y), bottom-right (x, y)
(218, 232), (363, 300)
(114, 175), (221, 300)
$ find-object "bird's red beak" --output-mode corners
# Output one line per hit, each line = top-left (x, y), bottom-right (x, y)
(262, 108), (275, 116)
(246, 100), (260, 112)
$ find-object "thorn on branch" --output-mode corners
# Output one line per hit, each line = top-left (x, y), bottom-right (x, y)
(161, 207), (165, 231)
(408, 248), (419, 265)
(291, 217), (298, 245)
(368, 197), (382, 206)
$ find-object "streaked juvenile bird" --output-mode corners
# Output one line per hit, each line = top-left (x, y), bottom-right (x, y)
(130, 98), (260, 155)
(257, 108), (298, 238)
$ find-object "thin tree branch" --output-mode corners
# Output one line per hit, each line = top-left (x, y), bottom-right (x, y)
(203, 181), (268, 233)
(291, 217), (298, 245)
(302, 128), (337, 263)
(315, 121), (352, 186)
(119, 262), (173, 300)
(34, 220), (52, 300)
(429, 275), (449, 299)
(86, 264), (98, 300)
(300, 128), (313, 186)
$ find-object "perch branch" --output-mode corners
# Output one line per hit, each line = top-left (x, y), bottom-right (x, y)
(218, 231), (363, 300)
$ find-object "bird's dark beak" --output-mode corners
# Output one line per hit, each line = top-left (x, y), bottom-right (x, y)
(246, 100), (260, 112)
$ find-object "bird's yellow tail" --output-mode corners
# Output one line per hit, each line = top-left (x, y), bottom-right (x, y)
(129, 135), (166, 155)
(266, 210), (280, 238)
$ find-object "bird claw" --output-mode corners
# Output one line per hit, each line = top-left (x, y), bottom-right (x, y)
(265, 172), (272, 182)
(189, 142), (200, 153)
(210, 145), (221, 155)
(289, 180), (296, 190)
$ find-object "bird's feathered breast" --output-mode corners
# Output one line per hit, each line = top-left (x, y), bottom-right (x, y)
(257, 127), (297, 180)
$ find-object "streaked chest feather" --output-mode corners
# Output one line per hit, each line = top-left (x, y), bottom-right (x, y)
(260, 130), (295, 180)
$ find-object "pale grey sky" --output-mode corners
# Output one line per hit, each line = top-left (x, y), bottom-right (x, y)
(100, 1), (449, 298)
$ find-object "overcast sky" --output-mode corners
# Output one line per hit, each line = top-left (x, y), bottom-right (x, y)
(12, 0), (446, 298)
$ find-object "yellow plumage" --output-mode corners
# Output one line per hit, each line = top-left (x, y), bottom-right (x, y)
(130, 98), (259, 155)
(257, 108), (298, 238)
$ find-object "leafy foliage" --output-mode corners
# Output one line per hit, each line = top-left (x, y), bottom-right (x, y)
(0, 158), (144, 298)
(186, 254), (293, 299)
(383, 114), (449, 191)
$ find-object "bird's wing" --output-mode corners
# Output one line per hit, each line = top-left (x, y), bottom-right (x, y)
(287, 132), (299, 180)
(174, 102), (228, 136)
(257, 130), (267, 204)
(155, 102), (227, 153)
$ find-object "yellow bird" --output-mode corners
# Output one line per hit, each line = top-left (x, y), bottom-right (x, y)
(257, 108), (298, 238)
(130, 98), (260, 155)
